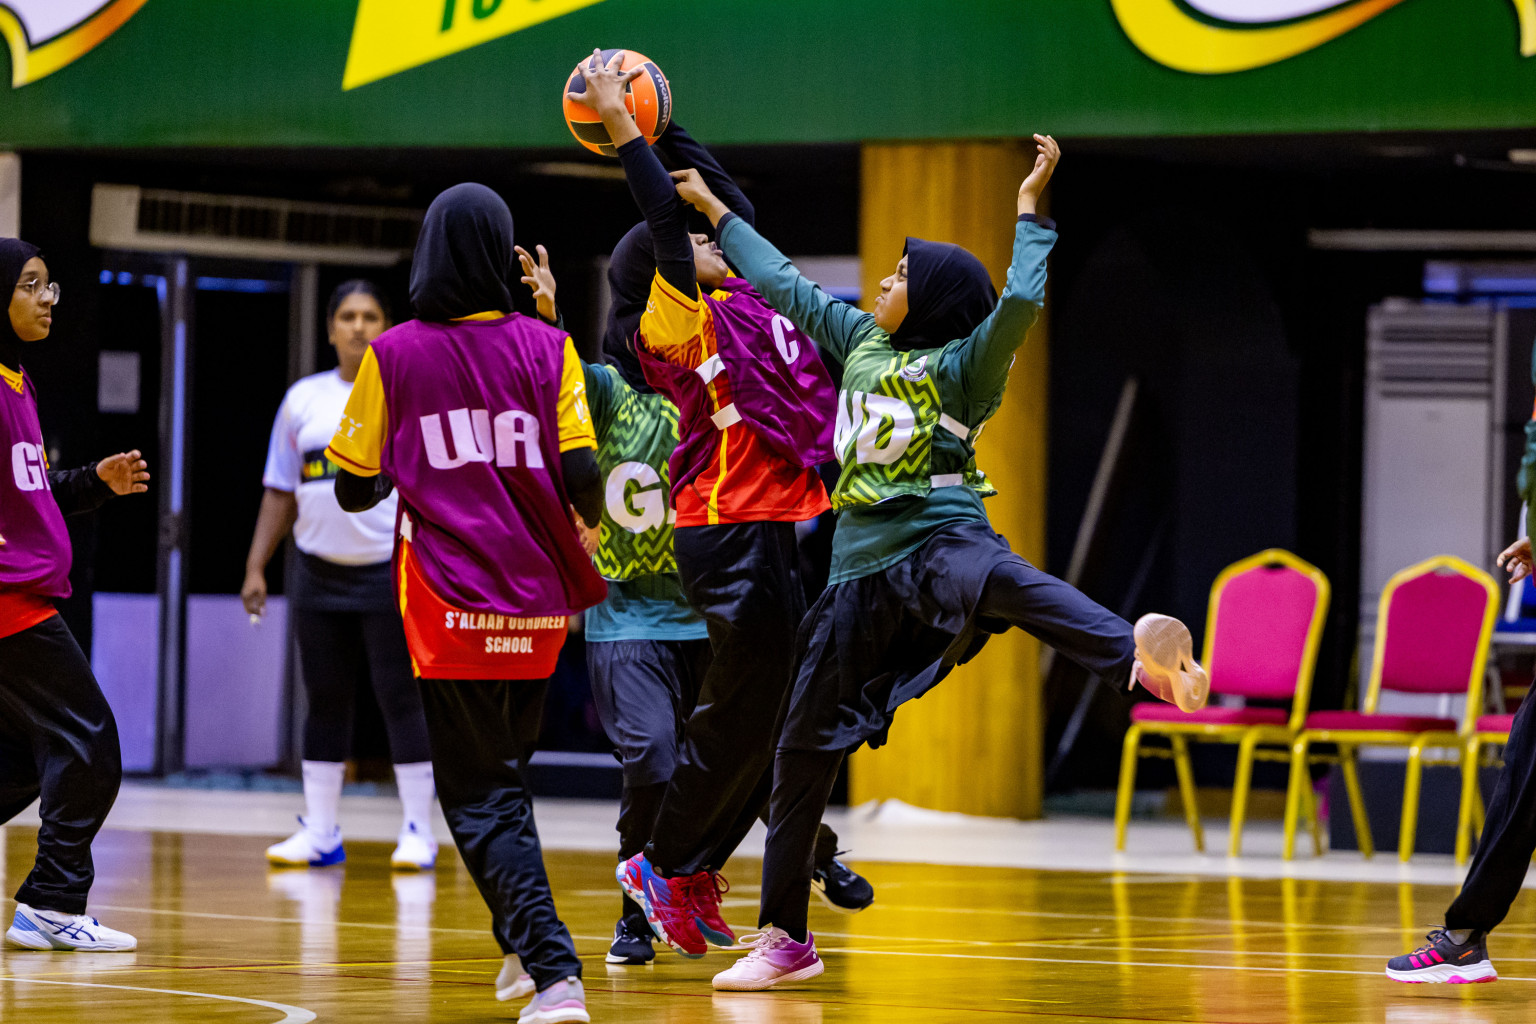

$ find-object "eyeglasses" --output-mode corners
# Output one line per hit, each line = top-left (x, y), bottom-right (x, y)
(15, 279), (59, 305)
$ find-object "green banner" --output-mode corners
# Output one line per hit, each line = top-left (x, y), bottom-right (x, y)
(0, 0), (1533, 148)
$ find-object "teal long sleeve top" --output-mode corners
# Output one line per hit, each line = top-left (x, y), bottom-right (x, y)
(716, 213), (1057, 583)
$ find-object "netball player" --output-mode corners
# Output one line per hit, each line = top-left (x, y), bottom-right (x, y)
(0, 238), (149, 952)
(568, 53), (843, 960)
(672, 136), (1210, 989)
(327, 185), (603, 1023)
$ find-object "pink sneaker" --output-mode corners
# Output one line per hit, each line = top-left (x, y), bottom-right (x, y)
(711, 927), (824, 991)
(1131, 613), (1209, 712)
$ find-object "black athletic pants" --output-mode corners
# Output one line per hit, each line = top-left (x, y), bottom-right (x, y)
(416, 678), (581, 989)
(293, 609), (431, 764)
(0, 615), (123, 916)
(759, 557), (1137, 938)
(590, 637), (840, 925)
(1446, 684), (1536, 933)
(645, 522), (807, 877)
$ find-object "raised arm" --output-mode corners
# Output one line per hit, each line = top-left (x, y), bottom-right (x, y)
(656, 123), (754, 226)
(674, 170), (871, 367)
(568, 51), (694, 297)
(953, 135), (1061, 398)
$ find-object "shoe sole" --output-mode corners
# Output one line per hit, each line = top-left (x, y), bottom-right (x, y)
(1134, 614), (1209, 712)
(520, 1007), (590, 1024)
(812, 879), (872, 915)
(1386, 963), (1497, 984)
(496, 981), (536, 1001)
(5, 925), (136, 952)
(604, 951), (654, 965)
(616, 861), (705, 959)
(698, 921), (736, 947)
(713, 959), (825, 991)
(266, 848), (346, 868)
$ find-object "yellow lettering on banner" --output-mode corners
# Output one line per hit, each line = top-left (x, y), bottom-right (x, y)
(1107, 0), (1536, 75)
(343, 0), (611, 90)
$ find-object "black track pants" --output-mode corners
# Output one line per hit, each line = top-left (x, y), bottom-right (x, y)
(417, 678), (580, 988)
(645, 522), (805, 876)
(1447, 687), (1536, 933)
(294, 609), (431, 764)
(0, 615), (122, 916)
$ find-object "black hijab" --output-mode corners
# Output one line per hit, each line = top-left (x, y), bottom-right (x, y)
(0, 238), (42, 371)
(602, 221), (656, 393)
(889, 237), (998, 352)
(409, 183), (516, 323)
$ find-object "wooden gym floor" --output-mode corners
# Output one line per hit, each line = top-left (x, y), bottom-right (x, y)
(1, 825), (1534, 1023)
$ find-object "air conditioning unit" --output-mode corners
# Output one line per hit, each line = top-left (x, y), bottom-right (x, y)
(90, 184), (422, 266)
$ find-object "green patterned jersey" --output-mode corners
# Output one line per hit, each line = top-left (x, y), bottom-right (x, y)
(833, 339), (996, 512)
(585, 364), (682, 580)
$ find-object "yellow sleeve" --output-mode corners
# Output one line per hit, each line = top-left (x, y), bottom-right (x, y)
(557, 338), (597, 453)
(327, 347), (388, 476)
(638, 271), (709, 369)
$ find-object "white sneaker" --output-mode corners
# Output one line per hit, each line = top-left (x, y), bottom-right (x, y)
(265, 817), (345, 867)
(518, 976), (588, 1023)
(712, 927), (824, 991)
(496, 953), (536, 1001)
(390, 822), (438, 871)
(6, 904), (137, 951)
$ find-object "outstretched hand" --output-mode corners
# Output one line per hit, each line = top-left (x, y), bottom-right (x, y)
(516, 244), (558, 323)
(567, 48), (643, 127)
(96, 450), (150, 496)
(1018, 134), (1061, 216)
(672, 169), (730, 227)
(1498, 536), (1533, 583)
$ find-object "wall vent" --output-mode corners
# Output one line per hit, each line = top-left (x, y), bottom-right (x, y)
(90, 184), (421, 266)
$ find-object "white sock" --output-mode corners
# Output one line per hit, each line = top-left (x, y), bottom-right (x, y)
(394, 761), (436, 833)
(301, 760), (346, 838)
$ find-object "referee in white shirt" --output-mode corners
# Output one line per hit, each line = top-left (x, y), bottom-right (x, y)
(242, 280), (437, 871)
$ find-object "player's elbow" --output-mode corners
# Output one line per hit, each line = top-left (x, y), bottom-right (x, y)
(335, 469), (388, 513)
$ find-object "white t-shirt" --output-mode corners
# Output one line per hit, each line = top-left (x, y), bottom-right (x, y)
(262, 370), (396, 565)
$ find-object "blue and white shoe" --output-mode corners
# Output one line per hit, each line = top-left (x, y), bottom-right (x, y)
(390, 822), (437, 871)
(6, 904), (137, 951)
(265, 817), (345, 867)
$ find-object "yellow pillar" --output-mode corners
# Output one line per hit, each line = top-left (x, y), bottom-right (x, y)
(848, 141), (1047, 819)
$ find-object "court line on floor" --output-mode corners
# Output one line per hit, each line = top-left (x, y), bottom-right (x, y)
(90, 902), (1536, 977)
(821, 944), (1536, 981)
(0, 976), (315, 1022)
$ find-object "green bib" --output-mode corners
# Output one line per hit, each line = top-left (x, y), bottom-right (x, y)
(591, 367), (682, 580)
(831, 340), (996, 513)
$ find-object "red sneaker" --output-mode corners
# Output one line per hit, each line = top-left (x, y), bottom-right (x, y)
(616, 854), (707, 958)
(690, 871), (736, 947)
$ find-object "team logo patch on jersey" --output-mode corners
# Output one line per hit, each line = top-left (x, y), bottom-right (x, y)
(299, 448), (341, 483)
(899, 355), (929, 383)
(0, 1), (147, 88)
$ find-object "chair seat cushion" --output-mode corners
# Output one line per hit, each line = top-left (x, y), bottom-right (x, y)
(1132, 704), (1289, 726)
(1476, 714), (1515, 735)
(1304, 710), (1457, 733)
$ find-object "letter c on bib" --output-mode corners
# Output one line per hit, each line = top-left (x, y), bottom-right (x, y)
(771, 314), (800, 364)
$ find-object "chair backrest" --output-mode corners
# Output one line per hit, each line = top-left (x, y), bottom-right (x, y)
(1202, 549), (1330, 730)
(1363, 555), (1499, 730)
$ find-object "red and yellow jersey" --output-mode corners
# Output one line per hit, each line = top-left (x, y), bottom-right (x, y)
(640, 274), (829, 527)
